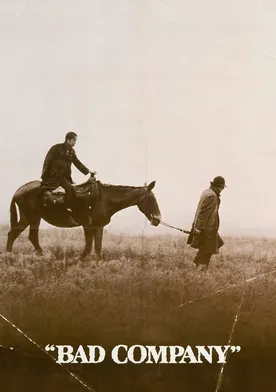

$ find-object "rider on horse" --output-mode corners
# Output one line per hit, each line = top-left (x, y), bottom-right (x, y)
(41, 131), (96, 226)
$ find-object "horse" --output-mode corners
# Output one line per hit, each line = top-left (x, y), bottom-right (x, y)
(6, 177), (161, 260)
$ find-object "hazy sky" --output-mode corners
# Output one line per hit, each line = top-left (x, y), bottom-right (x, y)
(1, 0), (276, 236)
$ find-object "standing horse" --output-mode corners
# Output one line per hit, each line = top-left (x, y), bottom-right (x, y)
(6, 179), (161, 260)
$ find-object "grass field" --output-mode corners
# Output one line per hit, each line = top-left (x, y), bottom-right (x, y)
(1, 226), (276, 391)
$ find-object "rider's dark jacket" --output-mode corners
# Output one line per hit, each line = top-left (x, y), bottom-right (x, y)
(41, 143), (89, 187)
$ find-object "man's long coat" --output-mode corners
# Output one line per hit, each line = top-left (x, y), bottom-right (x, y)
(41, 143), (89, 187)
(187, 187), (224, 254)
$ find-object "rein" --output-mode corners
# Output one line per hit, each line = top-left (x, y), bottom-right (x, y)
(159, 220), (191, 235)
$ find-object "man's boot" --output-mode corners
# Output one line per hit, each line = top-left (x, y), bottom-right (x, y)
(193, 251), (200, 267)
(66, 208), (79, 227)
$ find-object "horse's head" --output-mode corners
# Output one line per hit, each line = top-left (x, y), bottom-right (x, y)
(137, 181), (161, 226)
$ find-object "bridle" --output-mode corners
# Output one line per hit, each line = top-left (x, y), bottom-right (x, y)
(137, 190), (157, 221)
(138, 190), (190, 233)
(137, 189), (150, 205)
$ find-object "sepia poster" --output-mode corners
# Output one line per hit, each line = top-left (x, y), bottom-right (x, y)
(1, 1), (275, 391)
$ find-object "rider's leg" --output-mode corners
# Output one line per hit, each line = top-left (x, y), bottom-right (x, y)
(59, 177), (79, 226)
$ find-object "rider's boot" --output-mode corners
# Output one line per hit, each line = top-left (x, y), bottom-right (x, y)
(66, 208), (79, 227)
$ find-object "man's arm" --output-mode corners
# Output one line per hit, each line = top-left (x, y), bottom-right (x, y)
(72, 152), (91, 176)
(195, 194), (216, 230)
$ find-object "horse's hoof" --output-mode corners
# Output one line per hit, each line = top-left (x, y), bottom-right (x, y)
(80, 255), (88, 263)
(96, 254), (103, 262)
(198, 265), (209, 273)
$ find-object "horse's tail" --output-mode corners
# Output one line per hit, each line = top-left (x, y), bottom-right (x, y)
(10, 198), (18, 227)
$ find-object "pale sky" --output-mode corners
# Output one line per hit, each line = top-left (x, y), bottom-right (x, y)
(1, 0), (276, 236)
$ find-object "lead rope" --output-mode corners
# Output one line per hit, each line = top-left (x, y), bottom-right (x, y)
(159, 220), (191, 235)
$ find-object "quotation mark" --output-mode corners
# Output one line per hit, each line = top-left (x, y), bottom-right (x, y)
(230, 346), (241, 353)
(45, 344), (56, 352)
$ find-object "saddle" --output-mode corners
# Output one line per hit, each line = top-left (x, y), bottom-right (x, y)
(43, 178), (101, 207)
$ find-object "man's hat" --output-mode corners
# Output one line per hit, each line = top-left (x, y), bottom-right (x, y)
(210, 176), (226, 188)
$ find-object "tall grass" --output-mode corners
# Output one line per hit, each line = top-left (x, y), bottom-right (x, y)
(1, 227), (276, 391)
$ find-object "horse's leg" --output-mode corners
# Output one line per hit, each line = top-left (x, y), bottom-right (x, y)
(6, 211), (29, 252)
(81, 227), (94, 260)
(28, 215), (43, 254)
(94, 228), (104, 261)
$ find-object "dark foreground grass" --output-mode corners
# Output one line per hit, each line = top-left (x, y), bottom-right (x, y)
(0, 227), (276, 391)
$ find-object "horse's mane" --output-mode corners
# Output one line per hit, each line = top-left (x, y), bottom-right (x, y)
(101, 183), (144, 190)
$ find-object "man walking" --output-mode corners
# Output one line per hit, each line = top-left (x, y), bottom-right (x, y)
(41, 131), (96, 226)
(187, 176), (226, 269)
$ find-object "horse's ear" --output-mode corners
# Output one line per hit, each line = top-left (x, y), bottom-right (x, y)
(147, 181), (156, 193)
